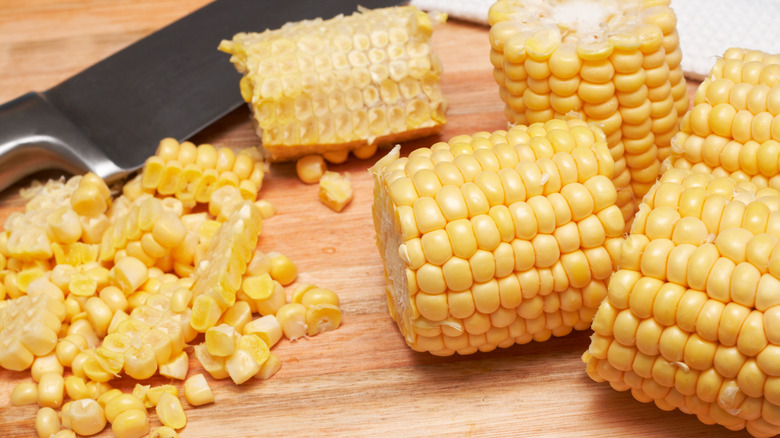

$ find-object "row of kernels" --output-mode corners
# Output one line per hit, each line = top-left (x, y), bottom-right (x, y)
(684, 103), (780, 144)
(142, 139), (264, 205)
(708, 58), (780, 89)
(411, 304), (594, 356)
(189, 201), (263, 332)
(698, 79), (780, 117)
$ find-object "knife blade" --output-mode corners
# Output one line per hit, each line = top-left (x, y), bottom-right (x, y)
(0, 0), (403, 192)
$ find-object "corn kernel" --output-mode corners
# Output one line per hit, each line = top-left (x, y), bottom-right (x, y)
(10, 381), (37, 406)
(35, 407), (60, 438)
(155, 392), (186, 430)
(243, 315), (283, 348)
(318, 171), (353, 212)
(254, 352), (282, 380)
(268, 252), (297, 286)
(159, 351), (188, 380)
(64, 398), (107, 436)
(296, 155), (327, 184)
(111, 409), (149, 438)
(150, 426), (181, 438)
(184, 373), (214, 406)
(225, 334), (270, 385)
(276, 303), (308, 341)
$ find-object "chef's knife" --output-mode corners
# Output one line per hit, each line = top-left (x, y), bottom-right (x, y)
(0, 0), (402, 192)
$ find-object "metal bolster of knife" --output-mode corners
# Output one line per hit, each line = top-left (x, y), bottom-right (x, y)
(0, 92), (124, 192)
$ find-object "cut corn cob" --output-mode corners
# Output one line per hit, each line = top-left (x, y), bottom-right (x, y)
(664, 48), (780, 190)
(372, 119), (624, 355)
(488, 0), (687, 223)
(584, 168), (780, 437)
(219, 6), (447, 162)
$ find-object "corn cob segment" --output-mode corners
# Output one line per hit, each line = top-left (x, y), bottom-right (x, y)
(190, 201), (263, 332)
(664, 48), (780, 190)
(584, 168), (780, 437)
(219, 6), (447, 162)
(372, 119), (625, 356)
(488, 0), (686, 223)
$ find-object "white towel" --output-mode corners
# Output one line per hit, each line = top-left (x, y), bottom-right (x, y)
(409, 0), (780, 78)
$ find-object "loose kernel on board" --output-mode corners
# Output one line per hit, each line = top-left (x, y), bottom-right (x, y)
(184, 374), (214, 406)
(318, 171), (353, 212)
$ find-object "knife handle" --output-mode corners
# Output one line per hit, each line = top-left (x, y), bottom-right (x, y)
(0, 92), (123, 192)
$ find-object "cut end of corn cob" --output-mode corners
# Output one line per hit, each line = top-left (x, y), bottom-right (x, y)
(664, 48), (780, 190)
(372, 119), (624, 355)
(584, 168), (780, 437)
(488, 0), (687, 222)
(220, 6), (447, 162)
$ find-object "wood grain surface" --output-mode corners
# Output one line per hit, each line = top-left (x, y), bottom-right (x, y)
(0, 1), (752, 437)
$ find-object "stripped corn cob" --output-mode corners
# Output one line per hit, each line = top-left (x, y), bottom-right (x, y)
(664, 48), (780, 190)
(219, 6), (447, 162)
(584, 168), (780, 437)
(141, 138), (265, 206)
(488, 0), (687, 223)
(372, 119), (625, 355)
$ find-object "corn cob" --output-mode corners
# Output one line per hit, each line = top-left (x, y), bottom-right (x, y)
(584, 168), (780, 437)
(372, 118), (624, 355)
(488, 0), (687, 224)
(664, 48), (780, 190)
(219, 6), (447, 162)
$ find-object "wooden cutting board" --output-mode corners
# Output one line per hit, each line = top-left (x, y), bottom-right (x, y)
(0, 1), (751, 437)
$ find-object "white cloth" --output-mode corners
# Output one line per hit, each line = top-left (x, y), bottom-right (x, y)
(409, 0), (780, 78)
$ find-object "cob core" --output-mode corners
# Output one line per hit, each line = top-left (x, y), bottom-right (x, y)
(220, 6), (447, 162)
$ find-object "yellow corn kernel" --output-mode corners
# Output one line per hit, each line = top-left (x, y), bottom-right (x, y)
(71, 172), (111, 217)
(64, 375), (90, 400)
(192, 343), (229, 380)
(300, 287), (341, 307)
(268, 252), (297, 286)
(296, 155), (327, 184)
(150, 426), (181, 438)
(290, 283), (317, 304)
(97, 388), (123, 409)
(184, 373), (214, 406)
(306, 304), (342, 336)
(225, 334), (270, 385)
(111, 409), (150, 438)
(51, 430), (76, 438)
(37, 372), (64, 408)
(159, 351), (188, 380)
(254, 199), (276, 219)
(206, 324), (239, 357)
(220, 300), (252, 332)
(318, 171), (353, 212)
(145, 385), (178, 408)
(243, 315), (283, 348)
(131, 384), (149, 405)
(35, 406), (60, 438)
(241, 274), (285, 316)
(113, 256), (148, 294)
(255, 352), (282, 380)
(155, 392), (186, 430)
(276, 303), (308, 341)
(10, 381), (37, 406)
(63, 398), (107, 436)
(219, 6), (446, 162)
(105, 393), (145, 424)
(31, 353), (64, 382)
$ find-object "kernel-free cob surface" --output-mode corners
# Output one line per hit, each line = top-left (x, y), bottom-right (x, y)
(488, 0), (687, 223)
(219, 6), (447, 162)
